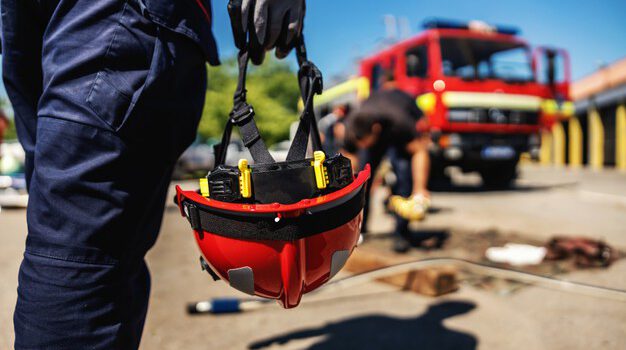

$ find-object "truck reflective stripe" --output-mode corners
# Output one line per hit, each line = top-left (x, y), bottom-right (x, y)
(356, 77), (370, 100)
(311, 77), (370, 108)
(442, 92), (542, 111)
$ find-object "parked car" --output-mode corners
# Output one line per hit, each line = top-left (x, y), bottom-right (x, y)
(269, 140), (291, 162)
(173, 138), (254, 179)
(223, 139), (253, 167)
(173, 140), (215, 179)
(0, 141), (25, 175)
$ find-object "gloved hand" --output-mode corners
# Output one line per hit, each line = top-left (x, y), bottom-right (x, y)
(387, 195), (429, 221)
(229, 0), (306, 65)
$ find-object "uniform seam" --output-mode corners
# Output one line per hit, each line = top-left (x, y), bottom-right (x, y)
(25, 249), (119, 267)
(102, 1), (130, 70)
(85, 1), (131, 132)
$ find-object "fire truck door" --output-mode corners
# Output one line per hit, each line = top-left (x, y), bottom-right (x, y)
(533, 47), (571, 101)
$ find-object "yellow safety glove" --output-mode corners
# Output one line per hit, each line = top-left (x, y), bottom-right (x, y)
(387, 195), (429, 221)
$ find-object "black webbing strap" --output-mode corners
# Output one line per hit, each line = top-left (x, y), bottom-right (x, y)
(187, 203), (202, 231)
(183, 185), (366, 241)
(215, 119), (234, 166)
(215, 38), (324, 167)
(216, 50), (275, 165)
(286, 39), (324, 161)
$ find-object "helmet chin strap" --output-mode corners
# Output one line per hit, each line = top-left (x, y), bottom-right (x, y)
(214, 37), (324, 167)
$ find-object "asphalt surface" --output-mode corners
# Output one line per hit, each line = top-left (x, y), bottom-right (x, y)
(1, 164), (625, 349)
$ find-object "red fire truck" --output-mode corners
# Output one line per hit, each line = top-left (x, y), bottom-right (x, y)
(315, 19), (574, 186)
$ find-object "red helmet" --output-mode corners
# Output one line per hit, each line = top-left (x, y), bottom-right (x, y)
(176, 42), (370, 308)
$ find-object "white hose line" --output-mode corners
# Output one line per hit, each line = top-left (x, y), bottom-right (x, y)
(190, 257), (626, 314)
(319, 258), (626, 303)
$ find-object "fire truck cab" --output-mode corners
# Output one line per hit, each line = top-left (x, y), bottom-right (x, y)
(316, 19), (574, 187)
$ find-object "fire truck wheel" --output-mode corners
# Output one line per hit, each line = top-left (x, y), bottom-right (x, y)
(479, 161), (518, 189)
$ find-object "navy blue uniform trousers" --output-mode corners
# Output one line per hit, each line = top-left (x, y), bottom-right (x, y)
(360, 146), (413, 237)
(1, 0), (209, 348)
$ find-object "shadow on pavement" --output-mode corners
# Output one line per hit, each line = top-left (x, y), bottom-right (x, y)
(429, 177), (576, 194)
(427, 206), (453, 215)
(248, 300), (477, 350)
(431, 182), (554, 194)
(406, 229), (450, 249)
(366, 229), (450, 250)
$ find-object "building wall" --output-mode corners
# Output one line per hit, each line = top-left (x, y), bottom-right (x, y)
(543, 57), (626, 170)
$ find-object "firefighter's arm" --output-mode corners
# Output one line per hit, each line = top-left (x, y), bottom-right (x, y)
(229, 0), (305, 65)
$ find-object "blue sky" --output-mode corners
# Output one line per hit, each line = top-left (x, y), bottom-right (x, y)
(1, 0), (625, 100)
(210, 0), (626, 81)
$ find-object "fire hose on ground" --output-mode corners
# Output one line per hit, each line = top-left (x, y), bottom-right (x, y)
(187, 257), (626, 315)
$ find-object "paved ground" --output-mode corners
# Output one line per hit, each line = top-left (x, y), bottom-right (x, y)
(1, 165), (625, 349)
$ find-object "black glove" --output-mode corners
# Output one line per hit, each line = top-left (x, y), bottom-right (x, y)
(228, 0), (305, 64)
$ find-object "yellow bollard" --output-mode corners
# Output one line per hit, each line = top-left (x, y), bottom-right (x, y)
(552, 122), (566, 166)
(617, 104), (626, 171)
(568, 116), (583, 167)
(540, 130), (553, 165)
(588, 108), (604, 170)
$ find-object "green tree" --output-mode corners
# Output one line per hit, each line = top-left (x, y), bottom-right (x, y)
(0, 98), (17, 140)
(197, 56), (300, 145)
(4, 119), (17, 140)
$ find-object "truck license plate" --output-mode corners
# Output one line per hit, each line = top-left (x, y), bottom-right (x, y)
(481, 146), (515, 160)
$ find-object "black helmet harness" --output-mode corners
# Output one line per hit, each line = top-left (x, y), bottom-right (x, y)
(204, 39), (355, 205)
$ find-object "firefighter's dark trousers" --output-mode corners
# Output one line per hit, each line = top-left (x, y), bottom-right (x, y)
(1, 0), (208, 348)
(360, 146), (413, 238)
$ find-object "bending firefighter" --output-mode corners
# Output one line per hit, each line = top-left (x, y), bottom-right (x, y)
(346, 87), (432, 253)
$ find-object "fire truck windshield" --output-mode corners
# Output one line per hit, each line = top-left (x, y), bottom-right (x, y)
(440, 38), (534, 83)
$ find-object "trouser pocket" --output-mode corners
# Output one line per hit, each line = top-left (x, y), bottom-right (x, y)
(85, 0), (161, 133)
